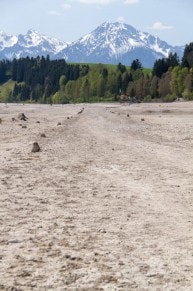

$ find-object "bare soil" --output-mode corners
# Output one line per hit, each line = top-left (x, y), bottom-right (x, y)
(1, 101), (193, 290)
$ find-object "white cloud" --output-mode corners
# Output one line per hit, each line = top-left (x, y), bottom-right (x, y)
(124, 0), (139, 4)
(79, 0), (114, 4)
(47, 3), (71, 16)
(147, 21), (174, 30)
(47, 10), (61, 16)
(62, 3), (72, 10)
(117, 16), (125, 23)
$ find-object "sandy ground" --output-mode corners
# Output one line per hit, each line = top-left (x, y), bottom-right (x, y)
(1, 101), (193, 290)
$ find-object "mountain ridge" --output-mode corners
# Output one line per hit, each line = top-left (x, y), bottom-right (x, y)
(0, 22), (184, 67)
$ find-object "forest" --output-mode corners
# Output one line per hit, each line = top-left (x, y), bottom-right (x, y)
(0, 42), (193, 104)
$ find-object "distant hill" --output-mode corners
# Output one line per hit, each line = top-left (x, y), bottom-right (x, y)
(0, 22), (184, 67)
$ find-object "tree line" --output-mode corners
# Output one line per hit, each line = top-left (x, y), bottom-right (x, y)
(0, 42), (193, 103)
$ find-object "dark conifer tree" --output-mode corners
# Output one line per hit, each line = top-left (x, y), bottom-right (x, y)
(117, 62), (126, 73)
(131, 59), (143, 71)
(181, 42), (193, 68)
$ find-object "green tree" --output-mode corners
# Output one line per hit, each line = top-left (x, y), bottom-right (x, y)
(158, 70), (172, 98)
(117, 62), (126, 73)
(182, 70), (193, 100)
(64, 80), (76, 103)
(170, 66), (180, 96)
(181, 42), (193, 68)
(122, 72), (132, 93)
(152, 58), (168, 78)
(150, 75), (159, 98)
(177, 67), (189, 95)
(101, 67), (108, 78)
(183, 71), (193, 93)
(126, 81), (135, 97)
(0, 61), (7, 83)
(59, 75), (67, 88)
(167, 52), (180, 68)
(97, 76), (105, 98)
(81, 79), (90, 102)
(106, 71), (118, 95)
(131, 59), (143, 71)
(132, 69), (144, 81)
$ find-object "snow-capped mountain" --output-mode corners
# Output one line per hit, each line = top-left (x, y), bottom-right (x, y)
(0, 30), (68, 59)
(0, 22), (184, 67)
(57, 22), (184, 67)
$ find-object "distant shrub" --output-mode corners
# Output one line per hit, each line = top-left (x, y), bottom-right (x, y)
(144, 95), (152, 102)
(163, 94), (176, 102)
(182, 90), (193, 100)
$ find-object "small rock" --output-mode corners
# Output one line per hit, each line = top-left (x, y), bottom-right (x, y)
(22, 125), (27, 128)
(36, 121), (40, 123)
(78, 108), (84, 114)
(18, 271), (31, 277)
(57, 122), (62, 126)
(141, 118), (145, 121)
(40, 133), (46, 138)
(18, 113), (27, 121)
(31, 142), (41, 153)
(127, 114), (130, 117)
(0, 118), (2, 124)
(8, 239), (21, 244)
(99, 229), (106, 233)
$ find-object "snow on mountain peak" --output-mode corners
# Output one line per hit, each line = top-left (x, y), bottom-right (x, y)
(0, 31), (18, 49)
(17, 30), (43, 47)
(27, 30), (44, 45)
(75, 22), (145, 57)
(0, 22), (184, 67)
(56, 22), (184, 67)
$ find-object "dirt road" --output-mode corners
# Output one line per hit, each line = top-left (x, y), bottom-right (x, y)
(1, 102), (193, 290)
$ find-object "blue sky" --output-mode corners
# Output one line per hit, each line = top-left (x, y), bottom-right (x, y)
(0, 0), (193, 46)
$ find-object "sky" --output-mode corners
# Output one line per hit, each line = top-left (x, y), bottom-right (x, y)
(0, 0), (193, 46)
